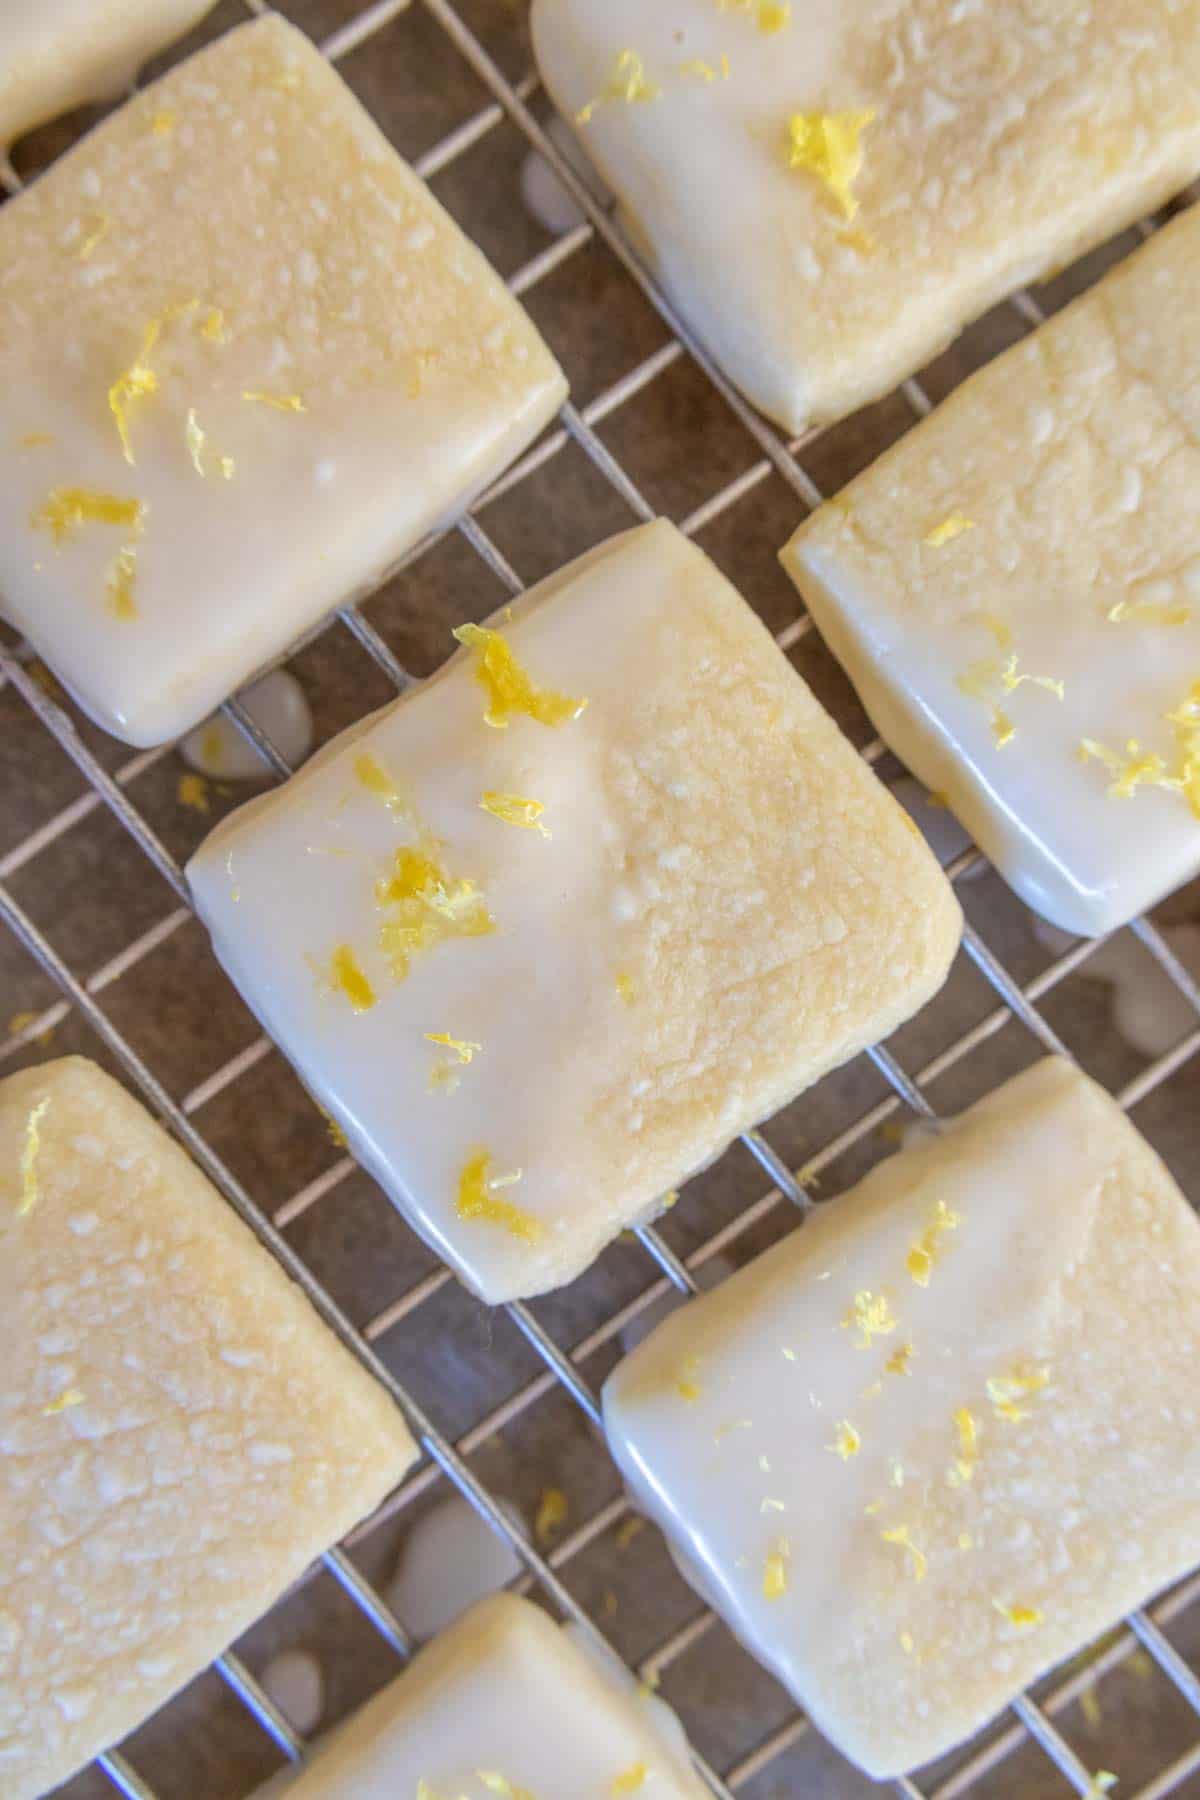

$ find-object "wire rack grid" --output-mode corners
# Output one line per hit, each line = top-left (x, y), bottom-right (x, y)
(2, 1), (1200, 1796)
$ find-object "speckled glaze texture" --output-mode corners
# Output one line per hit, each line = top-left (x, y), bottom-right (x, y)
(188, 521), (961, 1303)
(0, 16), (566, 746)
(532, 0), (1200, 431)
(604, 1058), (1200, 1776)
(784, 205), (1200, 937)
(0, 1057), (416, 1799)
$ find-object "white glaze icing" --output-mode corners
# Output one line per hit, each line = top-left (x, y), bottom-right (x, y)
(387, 1494), (524, 1641)
(250, 1594), (707, 1799)
(532, 0), (1200, 431)
(181, 670), (314, 780)
(0, 17), (566, 747)
(783, 207), (1200, 936)
(603, 1058), (1200, 1777)
(0, 0), (217, 150)
(187, 520), (960, 1304)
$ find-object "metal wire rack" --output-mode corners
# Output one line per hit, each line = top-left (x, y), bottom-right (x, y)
(2, 1), (1200, 1795)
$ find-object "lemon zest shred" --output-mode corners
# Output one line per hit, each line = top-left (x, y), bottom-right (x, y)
(376, 845), (495, 981)
(151, 110), (176, 134)
(477, 1774), (535, 1800)
(924, 513), (975, 548)
(718, 0), (791, 31)
(177, 774), (210, 814)
(456, 1151), (541, 1244)
(787, 110), (875, 220)
(242, 389), (306, 412)
(992, 1599), (1043, 1629)
(1083, 1775), (1118, 1799)
(78, 213), (111, 261)
(906, 1197), (960, 1288)
(425, 1033), (481, 1065)
(43, 1388), (84, 1416)
(452, 622), (587, 730)
(201, 308), (227, 344)
(1108, 598), (1191, 627)
(354, 751), (408, 815)
(680, 58), (730, 82)
(762, 1540), (790, 1600)
(577, 49), (662, 125)
(17, 1097), (51, 1217)
(32, 488), (142, 542)
(827, 1418), (861, 1460)
(677, 1355), (702, 1402)
(1079, 681), (1200, 819)
(841, 1289), (897, 1348)
(615, 971), (637, 1004)
(534, 1486), (569, 1545)
(328, 944), (377, 1013)
(885, 1342), (914, 1376)
(882, 1524), (927, 1581)
(611, 1762), (649, 1795)
(480, 791), (551, 837)
(986, 1367), (1049, 1422)
(109, 317), (164, 464)
(947, 1405), (979, 1487)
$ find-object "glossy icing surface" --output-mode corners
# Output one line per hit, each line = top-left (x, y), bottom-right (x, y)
(252, 1594), (708, 1799)
(0, 0), (216, 149)
(531, 0), (1200, 431)
(0, 1057), (416, 1799)
(783, 206), (1200, 936)
(187, 520), (960, 1304)
(603, 1058), (1200, 1776)
(0, 17), (566, 746)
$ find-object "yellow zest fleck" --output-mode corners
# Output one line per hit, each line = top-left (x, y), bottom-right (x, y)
(109, 316), (165, 464)
(616, 1516), (645, 1551)
(660, 1190), (678, 1209)
(480, 791), (551, 838)
(958, 1532), (973, 1550)
(886, 1342), (914, 1377)
(177, 774), (210, 815)
(827, 1419), (861, 1460)
(18, 1096), (50, 1217)
(992, 1599), (1043, 1629)
(534, 1486), (569, 1545)
(907, 1197), (960, 1288)
(947, 1406), (978, 1487)
(376, 845), (495, 980)
(889, 1458), (905, 1488)
(185, 409), (206, 476)
(477, 1775), (535, 1800)
(576, 50), (662, 125)
(680, 58), (730, 83)
(611, 1764), (648, 1795)
(787, 110), (875, 220)
(924, 513), (975, 548)
(719, 0), (790, 30)
(864, 1499), (883, 1516)
(106, 543), (139, 619)
(958, 645), (1063, 748)
(456, 1150), (542, 1244)
(78, 213), (111, 261)
(425, 1033), (480, 1064)
(151, 110), (176, 135)
(615, 971), (636, 1004)
(1079, 680), (1200, 819)
(354, 751), (408, 814)
(761, 1496), (786, 1513)
(1108, 599), (1191, 627)
(19, 431), (53, 450)
(33, 488), (142, 543)
(242, 389), (306, 412)
(986, 1366), (1049, 1422)
(42, 1389), (84, 1416)
(8, 1011), (54, 1050)
(762, 1540), (790, 1600)
(900, 1631), (915, 1655)
(677, 1355), (702, 1402)
(1083, 1776), (1118, 1799)
(319, 1106), (348, 1148)
(882, 1524), (927, 1582)
(452, 622), (587, 730)
(201, 308), (227, 344)
(842, 1289), (897, 1348)
(329, 944), (377, 1013)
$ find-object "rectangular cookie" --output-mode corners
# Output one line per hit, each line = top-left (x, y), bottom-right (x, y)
(0, 1057), (417, 1798)
(532, 0), (1200, 431)
(0, 0), (216, 150)
(252, 1594), (707, 1798)
(782, 205), (1200, 936)
(187, 519), (961, 1304)
(603, 1058), (1200, 1777)
(0, 16), (566, 746)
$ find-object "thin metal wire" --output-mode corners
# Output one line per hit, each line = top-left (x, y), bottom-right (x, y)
(1, 0), (1198, 1794)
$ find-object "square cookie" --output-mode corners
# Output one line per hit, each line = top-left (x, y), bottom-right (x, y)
(603, 1057), (1200, 1777)
(531, 0), (1200, 432)
(252, 1593), (707, 1798)
(0, 0), (216, 150)
(0, 16), (566, 746)
(187, 520), (961, 1304)
(0, 1057), (417, 1798)
(782, 206), (1200, 937)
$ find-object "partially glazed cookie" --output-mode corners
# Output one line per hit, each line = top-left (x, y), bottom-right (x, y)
(188, 520), (961, 1303)
(604, 1058), (1200, 1776)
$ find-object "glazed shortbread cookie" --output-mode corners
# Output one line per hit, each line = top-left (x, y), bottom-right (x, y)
(187, 521), (961, 1304)
(782, 206), (1200, 936)
(531, 0), (1200, 432)
(252, 1594), (707, 1798)
(0, 1058), (417, 1798)
(603, 1058), (1200, 1777)
(0, 0), (216, 149)
(0, 17), (566, 747)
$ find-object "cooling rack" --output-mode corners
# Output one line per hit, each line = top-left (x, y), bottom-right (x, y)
(2, 1), (1200, 1795)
